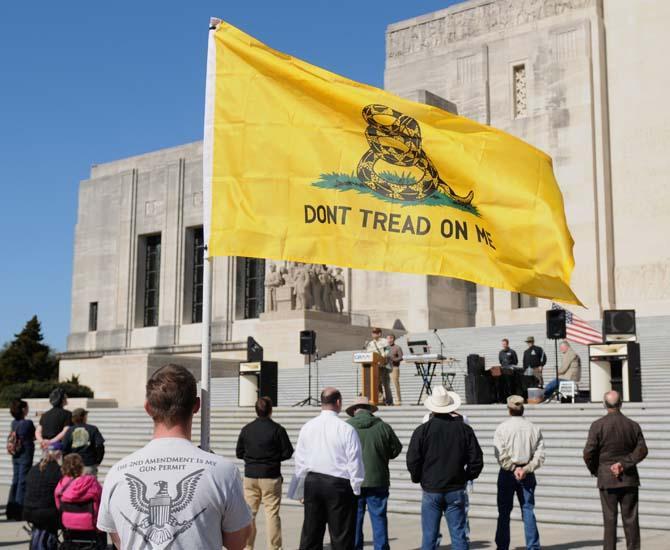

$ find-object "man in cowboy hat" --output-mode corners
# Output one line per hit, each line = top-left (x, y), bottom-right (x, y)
(493, 395), (545, 550)
(406, 387), (483, 550)
(346, 397), (402, 550)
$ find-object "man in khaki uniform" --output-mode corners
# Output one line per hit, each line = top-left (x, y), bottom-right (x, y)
(386, 334), (403, 406)
(366, 328), (392, 405)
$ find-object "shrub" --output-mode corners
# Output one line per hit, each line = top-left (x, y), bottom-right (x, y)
(0, 378), (94, 407)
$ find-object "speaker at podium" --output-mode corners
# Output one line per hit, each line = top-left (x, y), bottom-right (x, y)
(353, 351), (385, 405)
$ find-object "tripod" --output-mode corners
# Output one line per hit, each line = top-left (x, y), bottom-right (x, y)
(293, 353), (319, 407)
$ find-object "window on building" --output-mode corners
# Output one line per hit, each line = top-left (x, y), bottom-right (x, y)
(513, 64), (527, 118)
(143, 234), (161, 327)
(512, 292), (537, 309)
(236, 257), (265, 319)
(88, 302), (98, 332)
(191, 227), (205, 323)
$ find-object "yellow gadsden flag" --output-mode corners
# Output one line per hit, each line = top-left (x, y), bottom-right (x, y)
(204, 20), (580, 304)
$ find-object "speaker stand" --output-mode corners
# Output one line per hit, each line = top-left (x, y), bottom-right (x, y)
(293, 354), (319, 407)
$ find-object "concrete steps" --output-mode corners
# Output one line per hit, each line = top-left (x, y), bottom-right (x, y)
(3, 403), (670, 530)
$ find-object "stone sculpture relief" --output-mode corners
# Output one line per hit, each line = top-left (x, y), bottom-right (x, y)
(387, 0), (594, 58)
(265, 261), (346, 313)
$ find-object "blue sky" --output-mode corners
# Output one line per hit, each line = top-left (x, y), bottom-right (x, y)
(0, 1), (461, 351)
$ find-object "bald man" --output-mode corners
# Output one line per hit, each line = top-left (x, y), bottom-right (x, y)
(294, 387), (365, 550)
(583, 391), (648, 550)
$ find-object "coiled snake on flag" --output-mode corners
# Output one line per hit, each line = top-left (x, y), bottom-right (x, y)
(356, 104), (474, 205)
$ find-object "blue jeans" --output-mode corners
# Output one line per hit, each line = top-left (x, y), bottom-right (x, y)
(355, 487), (389, 550)
(495, 469), (540, 550)
(8, 448), (34, 516)
(421, 489), (468, 550)
(543, 378), (567, 398)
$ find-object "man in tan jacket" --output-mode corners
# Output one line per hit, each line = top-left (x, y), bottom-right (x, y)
(543, 340), (581, 400)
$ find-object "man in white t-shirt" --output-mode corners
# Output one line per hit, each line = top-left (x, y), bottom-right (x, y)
(97, 364), (252, 550)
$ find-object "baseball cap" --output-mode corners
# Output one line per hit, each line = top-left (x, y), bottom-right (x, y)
(507, 395), (525, 410)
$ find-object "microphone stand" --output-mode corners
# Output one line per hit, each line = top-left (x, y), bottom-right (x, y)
(433, 329), (446, 387)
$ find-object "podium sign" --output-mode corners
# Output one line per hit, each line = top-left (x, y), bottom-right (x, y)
(353, 351), (384, 405)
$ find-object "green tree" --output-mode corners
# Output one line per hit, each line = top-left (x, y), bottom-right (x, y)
(0, 316), (58, 385)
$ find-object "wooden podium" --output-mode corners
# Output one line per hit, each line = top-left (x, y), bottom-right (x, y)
(353, 351), (384, 405)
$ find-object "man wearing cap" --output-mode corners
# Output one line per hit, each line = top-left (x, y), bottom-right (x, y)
(406, 387), (483, 550)
(346, 397), (402, 550)
(367, 328), (392, 405)
(522, 336), (546, 389)
(62, 408), (105, 477)
(493, 395), (545, 550)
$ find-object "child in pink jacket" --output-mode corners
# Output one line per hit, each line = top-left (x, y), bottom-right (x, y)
(55, 453), (102, 531)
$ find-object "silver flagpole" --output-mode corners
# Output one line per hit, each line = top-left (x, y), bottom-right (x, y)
(200, 17), (220, 450)
(200, 255), (212, 450)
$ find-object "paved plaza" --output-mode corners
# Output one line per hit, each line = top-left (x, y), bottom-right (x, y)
(1, 486), (667, 550)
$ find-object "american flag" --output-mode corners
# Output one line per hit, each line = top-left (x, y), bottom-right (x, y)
(551, 303), (602, 345)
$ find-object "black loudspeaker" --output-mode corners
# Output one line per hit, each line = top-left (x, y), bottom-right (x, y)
(546, 309), (567, 339)
(465, 355), (492, 404)
(465, 374), (493, 405)
(259, 361), (279, 406)
(603, 310), (636, 342)
(627, 342), (642, 402)
(299, 330), (316, 355)
(467, 354), (485, 376)
(247, 336), (264, 363)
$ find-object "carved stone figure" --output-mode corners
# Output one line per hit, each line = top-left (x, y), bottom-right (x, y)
(332, 267), (346, 313)
(264, 263), (284, 312)
(293, 264), (311, 310)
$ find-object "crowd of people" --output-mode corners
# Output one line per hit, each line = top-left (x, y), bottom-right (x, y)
(5, 365), (648, 550)
(5, 389), (107, 548)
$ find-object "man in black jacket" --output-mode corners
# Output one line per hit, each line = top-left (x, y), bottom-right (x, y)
(522, 336), (547, 391)
(236, 397), (294, 550)
(406, 387), (483, 550)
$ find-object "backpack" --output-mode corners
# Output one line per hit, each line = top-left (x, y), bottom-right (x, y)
(29, 528), (58, 550)
(6, 429), (22, 456)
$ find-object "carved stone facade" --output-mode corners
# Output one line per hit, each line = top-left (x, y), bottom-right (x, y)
(264, 261), (345, 314)
(387, 0), (594, 59)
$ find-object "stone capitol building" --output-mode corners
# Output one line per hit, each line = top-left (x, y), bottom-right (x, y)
(60, 0), (670, 406)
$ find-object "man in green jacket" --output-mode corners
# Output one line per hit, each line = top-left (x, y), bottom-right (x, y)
(346, 397), (402, 550)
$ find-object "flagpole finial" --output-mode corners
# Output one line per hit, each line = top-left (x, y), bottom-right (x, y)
(209, 17), (221, 30)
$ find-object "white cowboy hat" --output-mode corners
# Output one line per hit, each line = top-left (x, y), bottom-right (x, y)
(345, 396), (378, 417)
(423, 386), (462, 414)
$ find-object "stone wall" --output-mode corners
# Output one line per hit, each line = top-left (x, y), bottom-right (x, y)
(604, 0), (670, 315)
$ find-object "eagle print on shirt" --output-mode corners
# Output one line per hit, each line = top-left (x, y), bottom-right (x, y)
(119, 469), (206, 547)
